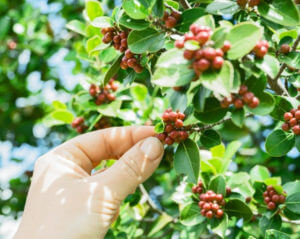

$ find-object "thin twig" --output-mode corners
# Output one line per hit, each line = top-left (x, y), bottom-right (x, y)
(139, 184), (164, 215)
(179, 0), (191, 9)
(282, 217), (300, 225)
(164, 3), (181, 14)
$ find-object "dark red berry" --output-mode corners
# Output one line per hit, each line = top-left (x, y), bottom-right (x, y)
(280, 44), (290, 54)
(249, 0), (260, 7)
(292, 125), (300, 135)
(175, 119), (184, 128)
(203, 48), (216, 60)
(239, 85), (248, 95)
(284, 112), (294, 122)
(215, 49), (224, 57)
(125, 49), (133, 58)
(212, 56), (224, 70)
(183, 50), (195, 60)
(197, 59), (211, 71)
(243, 92), (254, 104)
(282, 123), (290, 132)
(175, 40), (184, 49)
(222, 41), (231, 52)
(165, 124), (173, 133)
(234, 98), (244, 109)
(165, 137), (174, 145)
(264, 197), (270, 204)
(156, 133), (166, 141)
(295, 110), (300, 120)
(278, 195), (286, 204)
(249, 97), (260, 108)
(290, 118), (298, 127)
(206, 210), (213, 219)
(268, 202), (276, 210)
(196, 31), (210, 45)
(165, 16), (177, 28)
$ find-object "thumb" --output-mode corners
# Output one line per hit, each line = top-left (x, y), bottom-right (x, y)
(91, 137), (164, 200)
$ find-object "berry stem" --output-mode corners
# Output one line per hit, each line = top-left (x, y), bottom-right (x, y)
(178, 0), (191, 9)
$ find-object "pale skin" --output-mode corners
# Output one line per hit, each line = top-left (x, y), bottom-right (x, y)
(14, 126), (164, 239)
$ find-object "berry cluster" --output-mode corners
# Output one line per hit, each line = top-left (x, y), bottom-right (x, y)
(175, 24), (231, 76)
(89, 79), (118, 106)
(252, 40), (269, 58)
(282, 106), (300, 135)
(237, 0), (260, 8)
(121, 49), (143, 73)
(101, 27), (128, 52)
(94, 117), (111, 130)
(220, 85), (260, 109)
(263, 185), (286, 210)
(162, 10), (181, 29)
(280, 44), (291, 54)
(71, 117), (87, 133)
(156, 109), (189, 145)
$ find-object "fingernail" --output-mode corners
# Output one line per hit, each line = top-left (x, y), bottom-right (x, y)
(140, 137), (163, 161)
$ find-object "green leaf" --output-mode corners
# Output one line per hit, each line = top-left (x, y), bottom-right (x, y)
(245, 92), (275, 116)
(148, 213), (173, 237)
(200, 129), (221, 149)
(97, 100), (122, 117)
(153, 48), (195, 87)
(265, 229), (291, 239)
(224, 199), (253, 221)
(265, 129), (295, 157)
(200, 61), (234, 97)
(193, 86), (211, 112)
(211, 27), (230, 48)
(258, 0), (300, 26)
(270, 96), (294, 121)
(279, 52), (300, 69)
(86, 35), (102, 56)
(152, 0), (164, 18)
(194, 15), (215, 30)
(227, 172), (255, 197)
(210, 214), (228, 238)
(119, 14), (150, 30)
(209, 175), (226, 195)
(286, 192), (300, 214)
(51, 110), (74, 124)
(128, 28), (165, 54)
(295, 135), (300, 153)
(232, 108), (245, 128)
(206, 0), (240, 16)
(255, 55), (280, 79)
(226, 22), (262, 60)
(283, 181), (300, 196)
(66, 20), (86, 36)
(174, 139), (200, 183)
(154, 122), (164, 133)
(250, 165), (270, 182)
(259, 214), (282, 232)
(130, 84), (148, 101)
(103, 55), (122, 86)
(122, 0), (148, 20)
(91, 16), (113, 28)
(179, 8), (206, 32)
(52, 101), (67, 109)
(180, 203), (205, 226)
(170, 91), (187, 112)
(195, 97), (227, 123)
(85, 0), (103, 21)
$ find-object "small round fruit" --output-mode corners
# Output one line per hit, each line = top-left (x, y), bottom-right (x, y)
(237, 0), (247, 7)
(179, 131), (188, 141)
(127, 57), (137, 67)
(194, 50), (204, 60)
(222, 40), (231, 52)
(175, 40), (184, 49)
(216, 209), (223, 217)
(249, 97), (260, 108)
(175, 119), (184, 128)
(169, 131), (179, 140)
(190, 24), (199, 35)
(171, 11), (181, 21)
(249, 0), (260, 7)
(178, 112), (185, 120)
(216, 194), (223, 202)
(212, 204), (219, 211)
(272, 195), (279, 203)
(197, 59), (211, 71)
(278, 195), (286, 204)
(295, 110), (300, 120)
(196, 31), (210, 45)
(205, 210), (213, 219)
(264, 197), (271, 204)
(162, 112), (170, 122)
(165, 124), (173, 133)
(165, 137), (174, 145)
(292, 125), (300, 135)
(156, 133), (167, 141)
(203, 203), (211, 211)
(183, 50), (195, 60)
(280, 44), (291, 54)
(125, 49), (133, 58)
(134, 65), (143, 73)
(198, 201), (205, 208)
(215, 49), (224, 57)
(284, 112), (294, 122)
(212, 56), (224, 70)
(243, 92), (254, 104)
(256, 46), (268, 58)
(165, 16), (177, 28)
(263, 191), (268, 197)
(203, 48), (217, 60)
(290, 118), (298, 127)
(267, 202), (276, 210)
(226, 187), (231, 195)
(113, 35), (121, 43)
(267, 185), (274, 191)
(282, 123), (290, 132)
(239, 85), (248, 95)
(121, 38), (127, 47)
(234, 98), (244, 109)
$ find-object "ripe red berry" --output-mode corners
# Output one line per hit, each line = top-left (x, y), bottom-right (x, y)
(175, 40), (184, 49)
(121, 38), (127, 47)
(197, 59), (211, 71)
(263, 191), (268, 197)
(165, 137), (174, 145)
(246, 197), (252, 203)
(169, 130), (179, 140)
(295, 110), (300, 120)
(212, 204), (219, 211)
(278, 195), (286, 204)
(165, 124), (173, 133)
(212, 56), (224, 70)
(216, 209), (223, 217)
(190, 24), (199, 35)
(215, 49), (224, 57)
(216, 194), (223, 202)
(127, 57), (137, 67)
(156, 133), (167, 141)
(282, 123), (290, 132)
(134, 64), (143, 73)
(256, 46), (268, 58)
(264, 197), (270, 204)
(201, 209), (206, 216)
(163, 11), (169, 21)
(243, 92), (254, 104)
(268, 202), (276, 210)
(204, 48), (217, 60)
(125, 49), (133, 58)
(290, 118), (298, 127)
(171, 11), (181, 21)
(249, 97), (260, 108)
(179, 131), (188, 141)
(226, 187), (231, 195)
(237, 0), (247, 7)
(206, 210), (213, 219)
(196, 31), (210, 45)
(249, 0), (260, 7)
(292, 125), (300, 135)
(107, 93), (116, 101)
(203, 203), (211, 210)
(177, 112), (185, 120)
(165, 16), (177, 28)
(272, 195), (279, 203)
(280, 44), (291, 54)
(267, 185), (274, 191)
(222, 40), (231, 52)
(183, 50), (195, 60)
(284, 112), (294, 122)
(184, 32), (195, 41)
(290, 109), (296, 115)
(175, 119), (184, 128)
(234, 98), (244, 109)
(239, 85), (248, 95)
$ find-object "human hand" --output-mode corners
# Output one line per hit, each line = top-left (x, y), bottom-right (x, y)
(14, 126), (164, 239)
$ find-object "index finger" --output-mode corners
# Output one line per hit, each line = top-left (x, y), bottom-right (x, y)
(51, 126), (155, 173)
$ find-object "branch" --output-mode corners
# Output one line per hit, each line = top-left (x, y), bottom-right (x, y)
(179, 0), (191, 9)
(139, 184), (164, 215)
(270, 34), (300, 95)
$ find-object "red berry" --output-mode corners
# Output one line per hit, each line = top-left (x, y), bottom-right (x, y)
(269, 190), (276, 197)
(177, 112), (185, 120)
(184, 32), (195, 41)
(261, 40), (269, 48)
(179, 131), (188, 141)
(263, 191), (268, 197)
(121, 38), (127, 47)
(212, 56), (224, 70)
(194, 50), (204, 60)
(113, 35), (121, 43)
(215, 49), (224, 57)
(216, 209), (223, 217)
(256, 46), (268, 58)
(133, 64), (143, 73)
(169, 130), (179, 140)
(295, 110), (300, 120)
(183, 50), (195, 60)
(107, 93), (115, 101)
(165, 137), (174, 145)
(234, 98), (244, 109)
(198, 201), (205, 208)
(267, 185), (274, 191)
(282, 123), (290, 132)
(212, 204), (219, 211)
(156, 133), (167, 141)
(249, 0), (260, 7)
(169, 112), (178, 121)
(284, 112), (294, 122)
(127, 57), (137, 67)
(278, 195), (286, 204)
(190, 24), (199, 35)
(220, 98), (231, 108)
(196, 31), (210, 45)
(162, 112), (170, 122)
(239, 85), (248, 95)
(125, 49), (133, 58)
(268, 202), (276, 210)
(197, 59), (211, 71)
(175, 119), (184, 128)
(192, 186), (198, 194)
(76, 125), (85, 133)
(165, 124), (173, 133)
(216, 194), (223, 202)
(281, 44), (290, 54)
(243, 92), (254, 104)
(290, 118), (298, 127)
(206, 210), (213, 219)
(222, 41), (231, 52)
(264, 197), (270, 204)
(200, 194), (206, 201)
(165, 16), (177, 28)
(120, 31), (127, 39)
(290, 109), (296, 115)
(226, 187), (231, 195)
(237, 0), (247, 7)
(204, 48), (217, 60)
(272, 195), (279, 203)
(249, 97), (260, 108)
(292, 125), (300, 135)
(201, 209), (206, 216)
(175, 40), (184, 49)
(246, 197), (252, 203)
(171, 11), (181, 21)
(203, 203), (211, 210)
(163, 11), (169, 21)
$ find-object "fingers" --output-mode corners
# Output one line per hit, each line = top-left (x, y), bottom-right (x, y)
(91, 137), (164, 200)
(51, 126), (155, 174)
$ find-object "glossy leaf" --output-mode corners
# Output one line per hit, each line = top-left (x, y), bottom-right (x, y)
(265, 130), (295, 157)
(224, 199), (253, 221)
